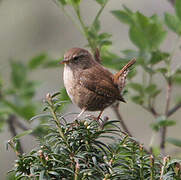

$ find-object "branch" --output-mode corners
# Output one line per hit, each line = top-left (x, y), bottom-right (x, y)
(7, 115), (24, 154)
(167, 102), (181, 117)
(112, 102), (132, 137)
(160, 81), (172, 155)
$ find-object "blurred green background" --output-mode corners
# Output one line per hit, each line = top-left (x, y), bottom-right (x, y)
(0, 0), (181, 179)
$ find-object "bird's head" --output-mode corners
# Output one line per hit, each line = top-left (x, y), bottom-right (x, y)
(60, 48), (94, 69)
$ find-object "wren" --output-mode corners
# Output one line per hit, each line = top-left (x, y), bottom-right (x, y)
(61, 48), (136, 119)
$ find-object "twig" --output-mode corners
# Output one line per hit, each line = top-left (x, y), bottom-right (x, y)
(167, 102), (181, 117)
(7, 115), (24, 154)
(160, 81), (172, 155)
(112, 102), (132, 137)
(142, 105), (159, 118)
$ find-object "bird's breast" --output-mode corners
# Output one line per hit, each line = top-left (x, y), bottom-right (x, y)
(63, 65), (76, 102)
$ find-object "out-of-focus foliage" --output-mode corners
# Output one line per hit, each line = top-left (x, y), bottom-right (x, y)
(0, 54), (60, 137)
(9, 93), (181, 179)
(2, 0), (181, 178)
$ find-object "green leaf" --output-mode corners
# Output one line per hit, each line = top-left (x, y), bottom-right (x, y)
(95, 0), (108, 6)
(69, 0), (81, 5)
(12, 130), (33, 140)
(39, 170), (45, 180)
(100, 40), (112, 46)
(101, 47), (126, 70)
(167, 137), (181, 147)
(158, 119), (176, 127)
(58, 0), (67, 5)
(145, 84), (161, 97)
(98, 33), (112, 40)
(129, 83), (143, 93)
(150, 50), (169, 65)
(122, 49), (139, 59)
(28, 54), (47, 69)
(60, 88), (70, 101)
(29, 114), (52, 122)
(92, 19), (101, 32)
(173, 74), (181, 85)
(0, 118), (5, 132)
(151, 116), (176, 131)
(20, 104), (37, 120)
(129, 25), (149, 50)
(43, 59), (60, 68)
(131, 95), (144, 105)
(10, 62), (27, 88)
(145, 84), (157, 94)
(165, 13), (181, 35)
(175, 0), (181, 21)
(111, 10), (133, 25)
(156, 68), (168, 75)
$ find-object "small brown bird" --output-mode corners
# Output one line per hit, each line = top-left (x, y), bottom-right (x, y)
(61, 48), (136, 120)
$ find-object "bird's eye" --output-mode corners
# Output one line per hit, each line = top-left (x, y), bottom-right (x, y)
(73, 56), (79, 60)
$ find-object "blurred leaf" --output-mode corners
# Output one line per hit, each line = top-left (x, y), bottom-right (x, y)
(158, 119), (176, 127)
(43, 59), (61, 68)
(131, 95), (144, 105)
(145, 84), (157, 93)
(145, 84), (161, 97)
(129, 83), (144, 93)
(151, 116), (176, 131)
(132, 12), (166, 50)
(98, 33), (112, 40)
(122, 49), (139, 59)
(167, 137), (181, 147)
(2, 99), (36, 120)
(111, 10), (133, 25)
(129, 23), (149, 50)
(127, 69), (137, 79)
(114, 10), (167, 50)
(156, 67), (168, 76)
(100, 40), (112, 46)
(175, 0), (181, 21)
(0, 118), (5, 132)
(95, 0), (108, 6)
(173, 71), (181, 85)
(30, 113), (52, 122)
(28, 54), (47, 70)
(165, 13), (181, 35)
(150, 50), (169, 65)
(12, 130), (33, 140)
(58, 0), (67, 5)
(60, 88), (70, 101)
(20, 104), (37, 120)
(101, 47), (126, 70)
(11, 62), (27, 88)
(92, 19), (100, 33)
(69, 0), (81, 5)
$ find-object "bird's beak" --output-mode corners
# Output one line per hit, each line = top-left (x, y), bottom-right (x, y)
(60, 59), (68, 64)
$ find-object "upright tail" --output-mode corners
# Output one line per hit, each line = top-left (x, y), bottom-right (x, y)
(113, 58), (136, 91)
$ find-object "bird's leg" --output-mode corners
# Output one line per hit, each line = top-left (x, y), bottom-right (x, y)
(71, 108), (86, 127)
(75, 108), (86, 120)
(97, 110), (104, 121)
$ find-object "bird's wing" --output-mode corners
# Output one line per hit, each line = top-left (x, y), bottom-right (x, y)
(78, 65), (125, 102)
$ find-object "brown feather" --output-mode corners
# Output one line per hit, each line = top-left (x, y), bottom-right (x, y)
(78, 64), (125, 102)
(113, 58), (136, 85)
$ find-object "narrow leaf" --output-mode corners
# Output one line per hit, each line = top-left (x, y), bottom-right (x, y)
(167, 137), (181, 147)
(12, 130), (33, 140)
(175, 0), (181, 21)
